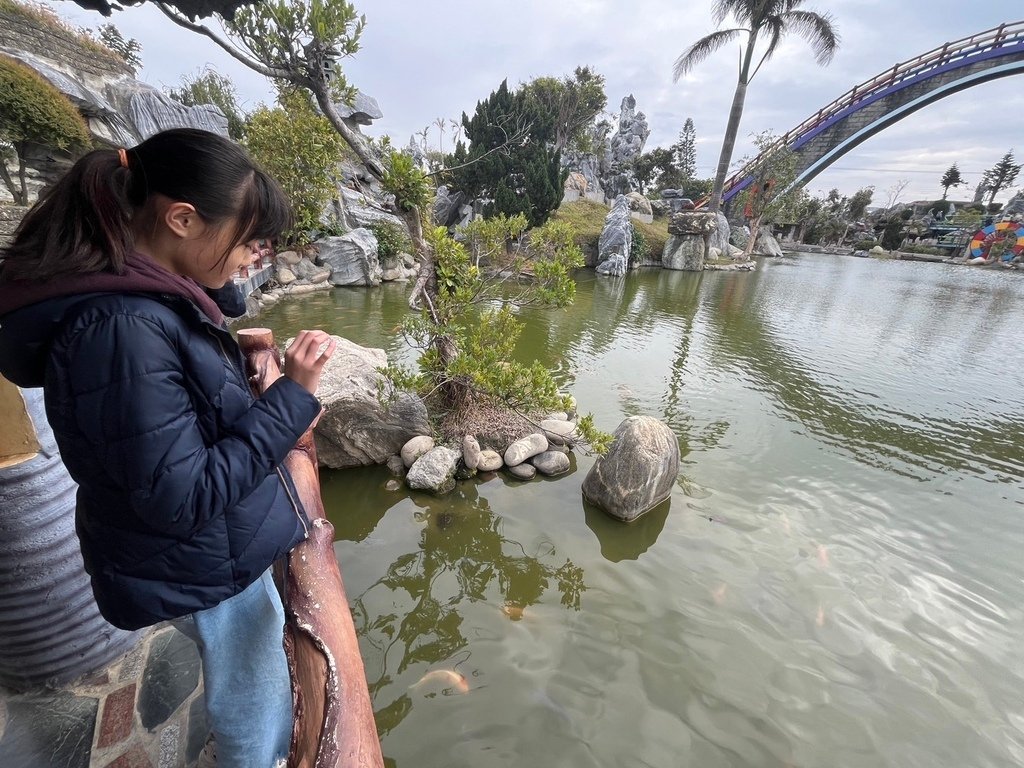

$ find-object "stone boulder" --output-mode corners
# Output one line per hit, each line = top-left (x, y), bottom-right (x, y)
(595, 195), (633, 276)
(312, 336), (431, 468)
(507, 463), (537, 480)
(625, 192), (653, 217)
(581, 415), (680, 522)
(292, 255), (331, 284)
(663, 212), (717, 272)
(504, 434), (549, 467)
(406, 447), (461, 494)
(333, 90), (383, 125)
(317, 229), (382, 286)
(539, 419), (577, 447)
(730, 226), (751, 250)
(531, 451), (571, 477)
(463, 435), (482, 470)
(433, 185), (467, 228)
(338, 186), (407, 232)
(564, 172), (588, 201)
(478, 450), (504, 472)
(751, 227), (785, 257)
(401, 435), (435, 468)
(709, 212), (731, 254)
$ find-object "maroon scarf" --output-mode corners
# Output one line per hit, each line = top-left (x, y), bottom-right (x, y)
(0, 251), (224, 324)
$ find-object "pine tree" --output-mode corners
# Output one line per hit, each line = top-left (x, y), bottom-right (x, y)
(939, 163), (964, 200)
(672, 118), (696, 180)
(982, 151), (1022, 206)
(448, 79), (567, 228)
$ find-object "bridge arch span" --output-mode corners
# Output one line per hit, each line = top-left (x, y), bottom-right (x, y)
(706, 21), (1024, 206)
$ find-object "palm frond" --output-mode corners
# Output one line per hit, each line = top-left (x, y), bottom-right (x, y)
(712, 0), (748, 26)
(672, 28), (744, 82)
(782, 9), (840, 65)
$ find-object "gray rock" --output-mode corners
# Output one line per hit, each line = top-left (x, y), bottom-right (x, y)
(751, 226), (785, 257)
(625, 191), (652, 216)
(581, 415), (680, 522)
(463, 435), (482, 470)
(311, 336), (430, 468)
(293, 256), (330, 283)
(433, 185), (467, 228)
(477, 450), (503, 472)
(662, 235), (705, 271)
(507, 463), (537, 480)
(401, 435), (435, 468)
(317, 229), (382, 286)
(503, 433), (550, 467)
(539, 419), (577, 446)
(386, 454), (406, 476)
(531, 451), (571, 476)
(406, 447), (461, 494)
(596, 195), (633, 276)
(277, 267), (297, 285)
(276, 251), (301, 266)
(709, 212), (731, 254)
(332, 90), (383, 124)
(729, 225), (751, 249)
(337, 186), (407, 232)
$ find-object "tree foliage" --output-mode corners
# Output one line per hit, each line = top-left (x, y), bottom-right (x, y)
(168, 67), (247, 140)
(0, 54), (90, 205)
(939, 163), (964, 200)
(447, 79), (567, 228)
(982, 151), (1021, 206)
(734, 131), (800, 253)
(672, 117), (697, 180)
(155, 0), (385, 178)
(630, 147), (676, 195)
(96, 23), (142, 72)
(243, 88), (343, 244)
(382, 218), (610, 452)
(672, 0), (838, 213)
(520, 66), (607, 154)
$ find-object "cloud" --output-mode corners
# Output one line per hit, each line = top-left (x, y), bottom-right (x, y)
(51, 0), (1024, 203)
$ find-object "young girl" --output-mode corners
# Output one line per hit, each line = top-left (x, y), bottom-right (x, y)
(0, 128), (336, 768)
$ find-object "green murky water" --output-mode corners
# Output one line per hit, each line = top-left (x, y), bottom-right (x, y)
(242, 254), (1024, 767)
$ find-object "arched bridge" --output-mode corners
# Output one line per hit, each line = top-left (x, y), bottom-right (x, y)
(701, 20), (1024, 207)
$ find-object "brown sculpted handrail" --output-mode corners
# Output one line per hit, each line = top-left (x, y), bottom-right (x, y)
(698, 20), (1024, 208)
(237, 328), (385, 768)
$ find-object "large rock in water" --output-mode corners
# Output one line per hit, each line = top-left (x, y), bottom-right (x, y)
(581, 415), (680, 522)
(312, 336), (430, 467)
(663, 212), (717, 271)
(751, 226), (785, 257)
(317, 229), (382, 286)
(595, 195), (633, 276)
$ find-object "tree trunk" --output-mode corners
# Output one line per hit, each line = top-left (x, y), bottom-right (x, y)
(0, 154), (24, 206)
(744, 213), (763, 258)
(310, 84), (386, 181)
(236, 329), (384, 768)
(709, 37), (757, 214)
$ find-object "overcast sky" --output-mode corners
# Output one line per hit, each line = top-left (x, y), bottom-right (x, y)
(56, 0), (1024, 205)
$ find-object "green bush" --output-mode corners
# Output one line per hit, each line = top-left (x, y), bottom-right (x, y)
(369, 220), (410, 261)
(244, 89), (343, 244)
(382, 150), (431, 212)
(0, 54), (90, 204)
(631, 227), (650, 263)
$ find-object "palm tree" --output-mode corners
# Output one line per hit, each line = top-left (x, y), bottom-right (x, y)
(673, 0), (839, 214)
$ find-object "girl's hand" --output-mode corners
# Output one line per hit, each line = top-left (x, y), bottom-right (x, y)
(284, 330), (337, 396)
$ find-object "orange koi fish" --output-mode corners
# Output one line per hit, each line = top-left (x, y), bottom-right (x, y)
(410, 669), (470, 694)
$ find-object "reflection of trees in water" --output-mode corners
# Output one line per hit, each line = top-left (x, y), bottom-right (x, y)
(703, 274), (1024, 480)
(352, 482), (586, 737)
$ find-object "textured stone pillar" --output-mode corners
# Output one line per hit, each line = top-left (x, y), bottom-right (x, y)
(662, 212), (718, 271)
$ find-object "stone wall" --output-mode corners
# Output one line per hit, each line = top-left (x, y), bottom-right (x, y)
(0, 626), (208, 768)
(0, 205), (28, 249)
(0, 7), (130, 79)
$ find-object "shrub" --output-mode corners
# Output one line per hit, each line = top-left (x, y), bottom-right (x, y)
(244, 89), (343, 244)
(382, 150), (431, 212)
(0, 54), (90, 204)
(369, 220), (410, 261)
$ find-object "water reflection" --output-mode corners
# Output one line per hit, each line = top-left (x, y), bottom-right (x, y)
(348, 480), (587, 738)
(582, 498), (670, 562)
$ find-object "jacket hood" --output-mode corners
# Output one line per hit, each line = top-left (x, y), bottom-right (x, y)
(0, 252), (245, 388)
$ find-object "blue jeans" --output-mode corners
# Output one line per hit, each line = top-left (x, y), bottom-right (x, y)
(174, 570), (292, 768)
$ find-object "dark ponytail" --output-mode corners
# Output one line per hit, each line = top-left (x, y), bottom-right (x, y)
(1, 128), (291, 283)
(2, 149), (133, 280)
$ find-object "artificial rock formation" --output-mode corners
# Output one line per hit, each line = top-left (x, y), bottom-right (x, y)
(317, 229), (383, 287)
(662, 212), (717, 271)
(595, 195), (633, 276)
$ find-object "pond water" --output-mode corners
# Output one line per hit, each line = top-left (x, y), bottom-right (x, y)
(241, 254), (1024, 768)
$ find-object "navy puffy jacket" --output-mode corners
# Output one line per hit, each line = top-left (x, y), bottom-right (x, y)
(0, 291), (320, 630)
